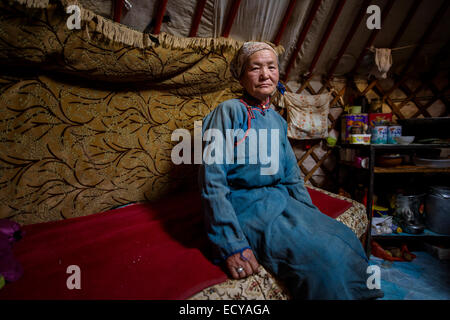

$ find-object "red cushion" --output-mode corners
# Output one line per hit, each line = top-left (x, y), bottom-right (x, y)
(0, 188), (352, 299)
(306, 186), (353, 219)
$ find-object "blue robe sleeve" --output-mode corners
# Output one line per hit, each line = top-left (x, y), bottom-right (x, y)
(199, 101), (251, 262)
(282, 122), (315, 207)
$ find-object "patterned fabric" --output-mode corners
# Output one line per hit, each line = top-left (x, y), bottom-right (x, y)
(189, 186), (368, 300)
(273, 92), (331, 140)
(308, 185), (368, 239)
(189, 264), (291, 300)
(0, 1), (285, 224)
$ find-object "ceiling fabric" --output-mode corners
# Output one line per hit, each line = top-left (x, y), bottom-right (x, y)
(80, 0), (450, 83)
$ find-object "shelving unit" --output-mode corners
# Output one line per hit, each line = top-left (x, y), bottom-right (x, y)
(338, 143), (450, 257)
(373, 166), (450, 173)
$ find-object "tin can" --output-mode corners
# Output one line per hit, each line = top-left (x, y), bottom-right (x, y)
(354, 156), (369, 168)
(371, 125), (388, 144)
(341, 114), (368, 143)
(350, 134), (371, 145)
(387, 125), (402, 144)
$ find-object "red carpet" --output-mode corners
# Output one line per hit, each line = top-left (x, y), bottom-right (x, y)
(0, 187), (352, 299)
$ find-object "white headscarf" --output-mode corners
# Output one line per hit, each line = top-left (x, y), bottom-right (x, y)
(230, 42), (278, 79)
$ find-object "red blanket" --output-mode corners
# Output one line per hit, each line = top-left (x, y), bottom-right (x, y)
(0, 187), (352, 299)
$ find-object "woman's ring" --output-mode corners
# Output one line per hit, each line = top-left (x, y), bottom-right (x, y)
(236, 266), (244, 273)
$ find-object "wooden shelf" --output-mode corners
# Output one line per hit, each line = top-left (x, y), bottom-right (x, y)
(338, 141), (450, 257)
(340, 161), (450, 173)
(374, 165), (450, 173)
(339, 160), (368, 168)
(340, 143), (450, 150)
(372, 228), (450, 240)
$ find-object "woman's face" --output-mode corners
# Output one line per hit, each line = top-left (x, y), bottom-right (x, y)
(239, 49), (279, 102)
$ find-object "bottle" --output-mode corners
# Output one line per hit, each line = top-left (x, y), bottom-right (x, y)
(354, 184), (365, 203)
(343, 80), (358, 114)
(360, 96), (369, 113)
(390, 224), (402, 234)
(354, 96), (368, 113)
(369, 98), (382, 113)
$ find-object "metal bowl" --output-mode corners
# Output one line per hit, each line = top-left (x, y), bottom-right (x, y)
(394, 136), (415, 144)
(403, 223), (425, 234)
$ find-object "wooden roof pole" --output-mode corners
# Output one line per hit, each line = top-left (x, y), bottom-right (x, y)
(114, 0), (124, 23)
(273, 0), (297, 45)
(296, 0), (346, 93)
(422, 39), (450, 81)
(153, 0), (169, 34)
(222, 0), (242, 38)
(391, 40), (450, 112)
(384, 0), (450, 96)
(308, 0), (346, 77)
(306, 0), (347, 76)
(189, 0), (207, 37)
(389, 0), (422, 48)
(325, 0), (371, 81)
(408, 40), (450, 116)
(350, 0), (395, 75)
(282, 0), (323, 82)
(346, 0), (420, 104)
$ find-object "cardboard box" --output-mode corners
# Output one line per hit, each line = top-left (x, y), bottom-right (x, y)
(368, 113), (392, 127)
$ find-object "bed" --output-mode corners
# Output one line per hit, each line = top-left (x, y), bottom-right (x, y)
(0, 185), (367, 300)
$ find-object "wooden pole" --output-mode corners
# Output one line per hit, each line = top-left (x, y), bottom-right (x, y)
(384, 0), (450, 97)
(389, 0), (422, 48)
(189, 0), (207, 37)
(326, 0), (371, 80)
(282, 0), (323, 82)
(273, 0), (297, 45)
(114, 0), (124, 23)
(153, 0), (169, 34)
(351, 0), (395, 74)
(307, 0), (347, 76)
(222, 0), (242, 38)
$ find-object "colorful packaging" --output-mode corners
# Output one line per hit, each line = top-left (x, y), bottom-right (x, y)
(368, 113), (392, 127)
(371, 125), (388, 144)
(373, 205), (389, 217)
(341, 114), (368, 143)
(354, 156), (369, 168)
(387, 125), (402, 144)
(350, 134), (371, 145)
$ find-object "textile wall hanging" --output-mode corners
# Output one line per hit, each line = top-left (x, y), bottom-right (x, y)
(0, 0), (284, 224)
(273, 91), (331, 140)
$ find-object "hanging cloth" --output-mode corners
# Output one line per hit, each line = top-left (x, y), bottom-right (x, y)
(373, 48), (392, 79)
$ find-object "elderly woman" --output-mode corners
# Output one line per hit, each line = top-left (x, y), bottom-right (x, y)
(198, 42), (383, 300)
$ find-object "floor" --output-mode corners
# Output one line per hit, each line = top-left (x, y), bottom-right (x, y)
(369, 251), (450, 300)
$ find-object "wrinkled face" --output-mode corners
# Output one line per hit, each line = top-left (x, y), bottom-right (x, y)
(239, 49), (279, 102)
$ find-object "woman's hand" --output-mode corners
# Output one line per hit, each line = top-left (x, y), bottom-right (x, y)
(225, 248), (260, 279)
